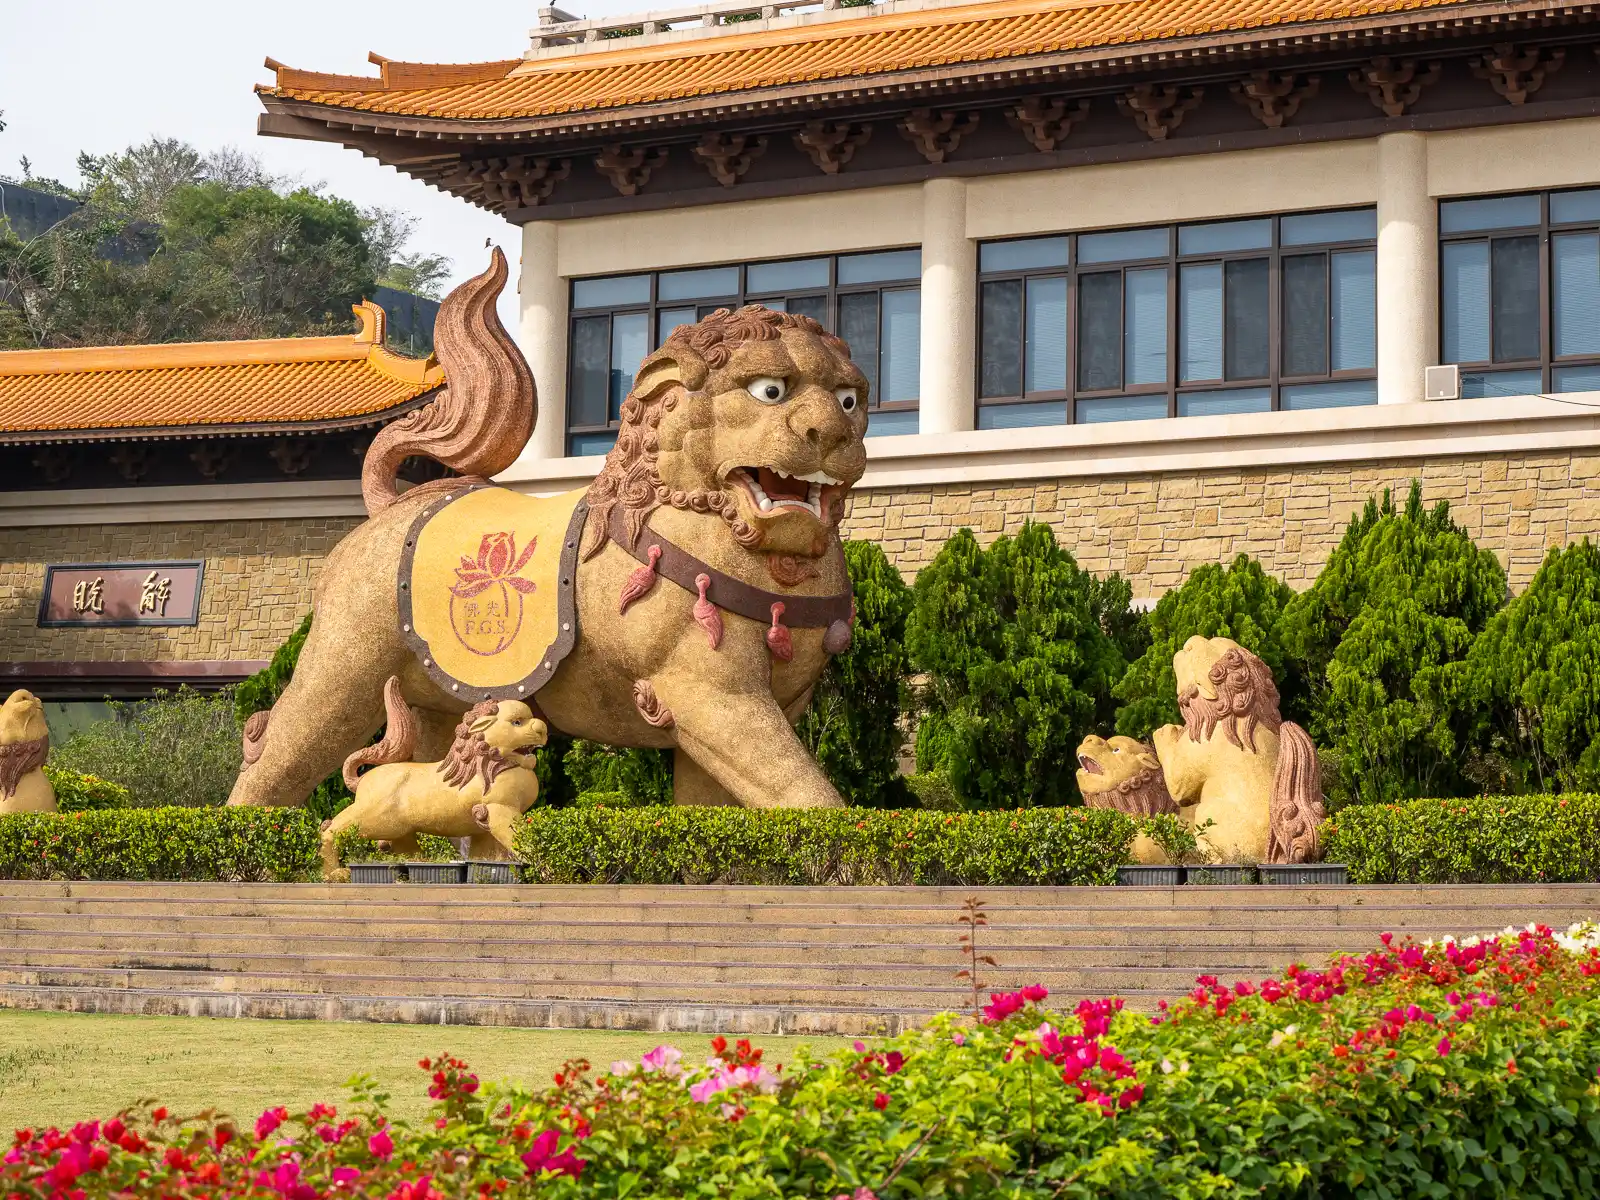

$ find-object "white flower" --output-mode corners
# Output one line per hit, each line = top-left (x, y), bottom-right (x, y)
(1160, 1058), (1175, 1074)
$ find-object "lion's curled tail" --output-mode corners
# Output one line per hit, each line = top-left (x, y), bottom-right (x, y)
(1266, 721), (1326, 864)
(360, 247), (537, 515)
(341, 676), (420, 790)
(240, 710), (271, 769)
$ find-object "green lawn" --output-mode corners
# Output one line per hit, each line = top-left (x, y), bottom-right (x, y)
(0, 1011), (850, 1132)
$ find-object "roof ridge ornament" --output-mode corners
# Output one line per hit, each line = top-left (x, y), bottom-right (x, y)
(1006, 96), (1089, 153)
(1349, 56), (1442, 118)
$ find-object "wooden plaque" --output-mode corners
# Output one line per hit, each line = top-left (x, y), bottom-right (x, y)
(38, 562), (205, 628)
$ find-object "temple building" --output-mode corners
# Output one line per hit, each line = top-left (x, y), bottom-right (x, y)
(0, 302), (443, 734)
(254, 0), (1600, 598)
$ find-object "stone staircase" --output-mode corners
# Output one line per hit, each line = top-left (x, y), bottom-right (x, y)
(0, 882), (1596, 1035)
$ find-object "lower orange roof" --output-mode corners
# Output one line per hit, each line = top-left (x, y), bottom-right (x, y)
(0, 302), (445, 441)
(262, 0), (1493, 122)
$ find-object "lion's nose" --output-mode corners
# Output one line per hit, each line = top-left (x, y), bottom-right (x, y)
(787, 387), (849, 451)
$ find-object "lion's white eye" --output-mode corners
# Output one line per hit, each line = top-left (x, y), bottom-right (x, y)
(746, 377), (787, 404)
(835, 387), (858, 413)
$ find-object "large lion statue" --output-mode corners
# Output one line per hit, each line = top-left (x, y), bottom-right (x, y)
(319, 678), (547, 877)
(1151, 637), (1324, 864)
(229, 249), (867, 811)
(0, 689), (56, 814)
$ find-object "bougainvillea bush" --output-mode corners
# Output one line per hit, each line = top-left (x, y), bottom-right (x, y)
(6, 924), (1599, 1198)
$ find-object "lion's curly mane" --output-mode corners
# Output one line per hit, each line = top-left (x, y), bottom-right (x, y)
(0, 734), (47, 800)
(581, 305), (857, 562)
(1177, 645), (1326, 865)
(437, 700), (517, 792)
(1083, 756), (1178, 817)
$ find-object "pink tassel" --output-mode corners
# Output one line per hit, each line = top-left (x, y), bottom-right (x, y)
(618, 544), (661, 615)
(766, 602), (793, 662)
(692, 573), (723, 650)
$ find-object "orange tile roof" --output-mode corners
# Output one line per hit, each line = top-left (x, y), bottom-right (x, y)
(262, 0), (1490, 121)
(0, 301), (444, 440)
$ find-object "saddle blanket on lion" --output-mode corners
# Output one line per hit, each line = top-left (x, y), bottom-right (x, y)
(399, 484), (589, 702)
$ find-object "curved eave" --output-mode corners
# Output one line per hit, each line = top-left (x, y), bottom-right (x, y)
(0, 389), (441, 447)
(256, 0), (1588, 140)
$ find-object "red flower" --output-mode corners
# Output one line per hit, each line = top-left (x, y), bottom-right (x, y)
(873, 1092), (889, 1111)
(1117, 1084), (1144, 1109)
(368, 1129), (394, 1160)
(452, 532), (538, 598)
(255, 1107), (288, 1140)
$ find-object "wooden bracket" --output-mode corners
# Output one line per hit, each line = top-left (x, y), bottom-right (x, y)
(594, 145), (668, 196)
(1348, 57), (1442, 118)
(1470, 44), (1565, 105)
(692, 132), (768, 187)
(1230, 71), (1320, 129)
(793, 121), (872, 175)
(897, 109), (980, 164)
(1006, 96), (1090, 153)
(1117, 84), (1203, 141)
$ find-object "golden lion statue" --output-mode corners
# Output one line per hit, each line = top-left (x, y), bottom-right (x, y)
(0, 690), (56, 814)
(320, 677), (547, 877)
(229, 248), (867, 812)
(1076, 733), (1178, 866)
(1151, 637), (1324, 864)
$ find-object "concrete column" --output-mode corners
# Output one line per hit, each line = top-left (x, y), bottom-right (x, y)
(918, 178), (976, 434)
(1375, 132), (1437, 406)
(517, 220), (569, 461)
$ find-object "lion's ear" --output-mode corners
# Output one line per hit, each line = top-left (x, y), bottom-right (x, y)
(636, 343), (707, 393)
(469, 715), (497, 735)
(1136, 749), (1160, 772)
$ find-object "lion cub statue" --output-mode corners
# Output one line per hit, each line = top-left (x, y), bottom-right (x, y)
(0, 690), (56, 814)
(1075, 734), (1179, 865)
(320, 677), (547, 879)
(1151, 637), (1324, 865)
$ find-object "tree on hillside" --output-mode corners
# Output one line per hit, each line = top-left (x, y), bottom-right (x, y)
(0, 138), (450, 349)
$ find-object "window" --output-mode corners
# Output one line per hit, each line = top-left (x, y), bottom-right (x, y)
(566, 252), (921, 455)
(1440, 188), (1600, 398)
(976, 209), (1377, 428)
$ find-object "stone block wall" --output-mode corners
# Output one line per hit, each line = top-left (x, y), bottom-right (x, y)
(841, 451), (1600, 595)
(0, 518), (359, 662)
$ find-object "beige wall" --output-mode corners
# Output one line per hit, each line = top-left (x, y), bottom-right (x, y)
(841, 449), (1600, 595)
(0, 517), (357, 663)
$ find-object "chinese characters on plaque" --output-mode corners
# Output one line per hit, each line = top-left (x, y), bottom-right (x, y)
(39, 563), (204, 627)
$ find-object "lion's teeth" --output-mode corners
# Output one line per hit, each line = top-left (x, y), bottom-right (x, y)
(758, 496), (773, 511)
(797, 470), (839, 485)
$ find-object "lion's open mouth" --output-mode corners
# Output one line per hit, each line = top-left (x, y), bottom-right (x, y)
(1078, 754), (1103, 774)
(731, 466), (841, 520)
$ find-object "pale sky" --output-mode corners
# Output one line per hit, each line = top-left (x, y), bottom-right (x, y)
(2, 0), (639, 335)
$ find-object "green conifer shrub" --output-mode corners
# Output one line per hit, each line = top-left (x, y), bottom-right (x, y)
(1112, 554), (1298, 738)
(798, 540), (915, 805)
(1462, 539), (1600, 793)
(905, 522), (1124, 808)
(1276, 482), (1507, 805)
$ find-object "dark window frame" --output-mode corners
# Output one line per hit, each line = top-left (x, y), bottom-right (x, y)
(976, 210), (1378, 423)
(1438, 188), (1600, 394)
(567, 253), (921, 455)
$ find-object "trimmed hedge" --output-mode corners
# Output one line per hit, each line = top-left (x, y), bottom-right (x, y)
(1324, 792), (1600, 883)
(514, 805), (1138, 885)
(0, 807), (320, 882)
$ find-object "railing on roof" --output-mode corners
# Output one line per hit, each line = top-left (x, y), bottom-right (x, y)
(531, 0), (882, 53)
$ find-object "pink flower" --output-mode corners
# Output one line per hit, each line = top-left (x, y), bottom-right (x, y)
(387, 1175), (444, 1200)
(689, 1075), (726, 1104)
(610, 1060), (635, 1076)
(332, 1167), (361, 1187)
(1437, 1038), (1452, 1057)
(255, 1106), (288, 1140)
(882, 1051), (905, 1075)
(873, 1091), (889, 1111)
(951, 1032), (965, 1046)
(521, 1129), (586, 1179)
(640, 1045), (683, 1077)
(367, 1129), (393, 1160)
(1117, 1084), (1144, 1109)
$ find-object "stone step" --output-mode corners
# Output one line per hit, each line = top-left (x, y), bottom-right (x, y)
(0, 926), (1405, 959)
(0, 962), (1201, 1003)
(0, 942), (1313, 974)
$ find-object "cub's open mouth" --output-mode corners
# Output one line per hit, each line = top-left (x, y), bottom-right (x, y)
(1078, 754), (1103, 774)
(732, 466), (842, 520)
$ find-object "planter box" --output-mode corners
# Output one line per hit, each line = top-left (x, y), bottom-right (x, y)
(1185, 865), (1257, 885)
(1116, 865), (1183, 886)
(466, 860), (519, 884)
(1259, 863), (1350, 886)
(347, 862), (399, 884)
(405, 861), (468, 884)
